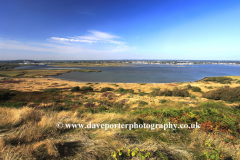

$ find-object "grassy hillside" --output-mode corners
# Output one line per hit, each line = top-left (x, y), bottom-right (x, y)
(0, 76), (240, 159)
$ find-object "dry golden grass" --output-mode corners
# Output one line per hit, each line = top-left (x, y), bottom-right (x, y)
(0, 77), (234, 93)
(226, 76), (240, 80)
(0, 107), (42, 128)
(1, 77), (240, 159)
(0, 105), (239, 159)
(1, 147), (23, 160)
(0, 107), (80, 159)
(32, 139), (60, 157)
(0, 138), (5, 150)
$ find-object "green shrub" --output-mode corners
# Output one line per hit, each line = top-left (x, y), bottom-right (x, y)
(44, 88), (60, 93)
(150, 88), (161, 96)
(115, 87), (124, 93)
(70, 86), (80, 92)
(186, 84), (192, 89)
(138, 82), (147, 85)
(151, 88), (189, 97)
(191, 86), (201, 92)
(138, 101), (148, 106)
(139, 92), (146, 96)
(161, 89), (173, 96)
(0, 102), (27, 108)
(52, 105), (69, 111)
(115, 87), (134, 94)
(159, 99), (167, 103)
(100, 87), (114, 92)
(98, 106), (107, 112)
(204, 139), (224, 160)
(80, 86), (93, 91)
(110, 83), (119, 87)
(0, 91), (11, 101)
(207, 86), (213, 89)
(203, 87), (240, 102)
(111, 147), (151, 160)
(202, 76), (232, 84)
(172, 89), (190, 97)
(191, 95), (196, 99)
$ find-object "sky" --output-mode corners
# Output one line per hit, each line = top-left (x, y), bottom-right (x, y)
(0, 0), (240, 60)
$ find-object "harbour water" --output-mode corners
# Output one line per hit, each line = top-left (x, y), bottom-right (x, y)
(16, 64), (240, 83)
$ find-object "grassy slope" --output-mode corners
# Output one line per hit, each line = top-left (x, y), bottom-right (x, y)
(0, 76), (240, 159)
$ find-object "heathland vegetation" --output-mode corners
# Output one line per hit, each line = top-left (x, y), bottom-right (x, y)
(0, 76), (240, 159)
(0, 69), (101, 78)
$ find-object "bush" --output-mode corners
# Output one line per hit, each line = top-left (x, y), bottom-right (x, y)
(172, 89), (190, 97)
(151, 88), (190, 97)
(150, 88), (161, 96)
(138, 101), (148, 106)
(70, 86), (80, 92)
(202, 77), (232, 84)
(84, 102), (95, 107)
(207, 86), (213, 89)
(44, 88), (60, 93)
(139, 92), (146, 96)
(186, 84), (192, 89)
(97, 106), (107, 112)
(0, 102), (27, 108)
(80, 86), (93, 91)
(0, 91), (11, 101)
(115, 87), (125, 93)
(159, 99), (167, 103)
(100, 87), (114, 92)
(203, 87), (240, 102)
(191, 86), (201, 92)
(191, 95), (196, 99)
(115, 88), (134, 93)
(162, 89), (173, 96)
(52, 105), (69, 111)
(137, 82), (146, 85)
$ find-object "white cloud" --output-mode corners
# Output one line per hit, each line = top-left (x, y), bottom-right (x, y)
(0, 40), (130, 54)
(49, 30), (126, 45)
(0, 31), (133, 60)
(88, 30), (119, 40)
(50, 37), (94, 43)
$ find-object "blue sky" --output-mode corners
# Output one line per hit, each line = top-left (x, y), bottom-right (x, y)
(0, 0), (240, 60)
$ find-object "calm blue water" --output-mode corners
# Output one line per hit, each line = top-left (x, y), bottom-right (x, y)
(16, 65), (240, 83)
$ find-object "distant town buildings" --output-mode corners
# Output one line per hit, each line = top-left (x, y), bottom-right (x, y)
(16, 60), (239, 65)
(123, 61), (236, 65)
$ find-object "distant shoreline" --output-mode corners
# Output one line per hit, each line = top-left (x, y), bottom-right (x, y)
(46, 63), (240, 67)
